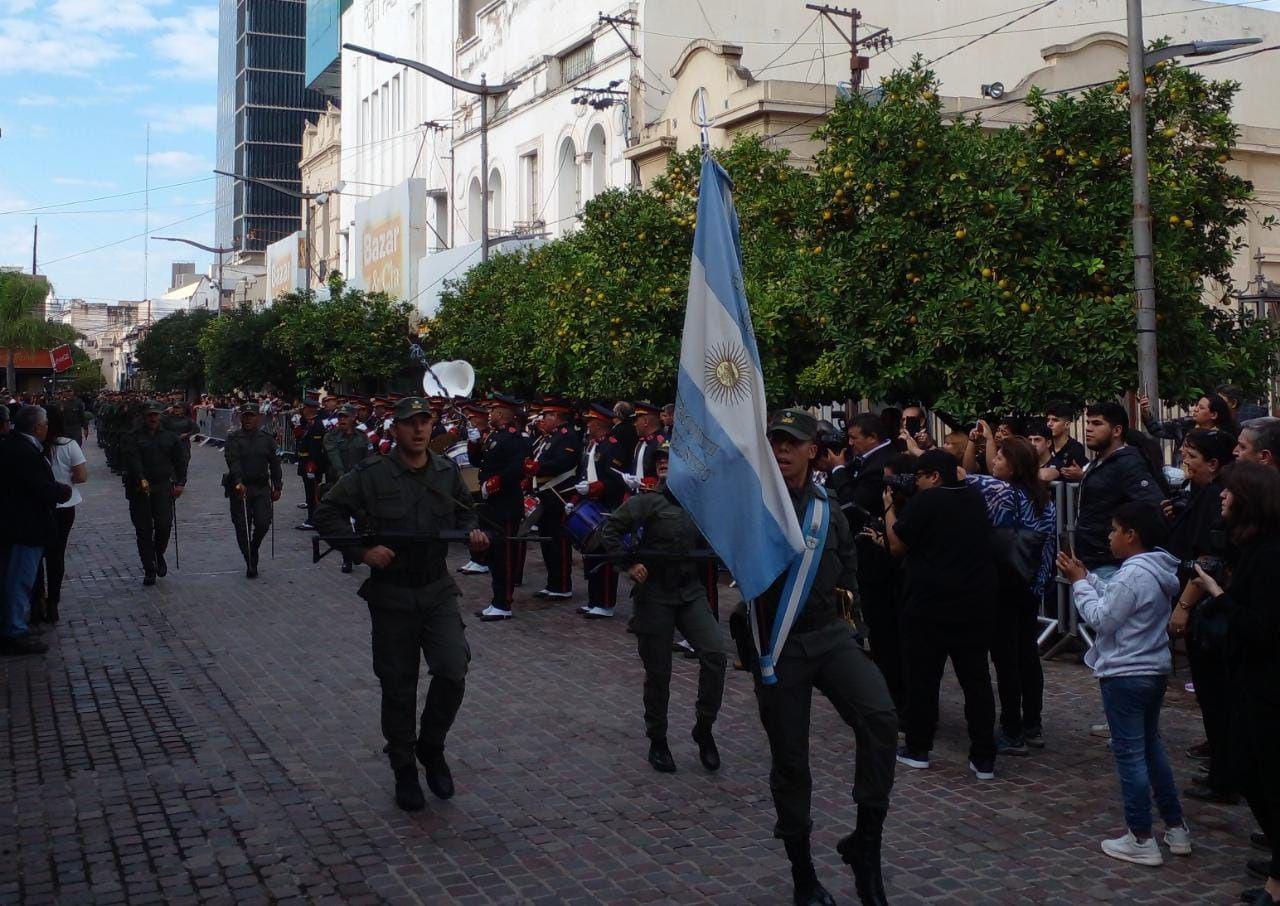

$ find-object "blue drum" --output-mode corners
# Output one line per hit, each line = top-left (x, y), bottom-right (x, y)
(565, 500), (610, 552)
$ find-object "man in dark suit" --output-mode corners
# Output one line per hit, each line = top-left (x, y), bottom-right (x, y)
(0, 405), (72, 656)
(821, 411), (906, 711)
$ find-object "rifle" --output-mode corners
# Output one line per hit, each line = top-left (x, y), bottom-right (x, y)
(584, 548), (722, 576)
(312, 529), (549, 564)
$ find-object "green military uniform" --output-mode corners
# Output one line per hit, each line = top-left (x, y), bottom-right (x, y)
(728, 409), (897, 906)
(224, 402), (283, 577)
(162, 406), (197, 448)
(322, 409), (372, 484)
(600, 482), (725, 769)
(312, 397), (479, 810)
(121, 402), (190, 583)
(57, 395), (87, 441)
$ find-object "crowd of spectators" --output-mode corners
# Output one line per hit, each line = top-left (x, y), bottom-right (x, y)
(816, 387), (1279, 896)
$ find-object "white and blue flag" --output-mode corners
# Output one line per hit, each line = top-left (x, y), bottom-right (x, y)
(668, 154), (805, 602)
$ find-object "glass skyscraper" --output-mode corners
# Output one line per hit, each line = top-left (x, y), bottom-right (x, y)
(215, 0), (325, 253)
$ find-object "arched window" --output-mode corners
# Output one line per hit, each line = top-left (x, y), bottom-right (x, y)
(585, 124), (607, 201)
(556, 136), (579, 233)
(467, 176), (482, 241)
(488, 168), (504, 232)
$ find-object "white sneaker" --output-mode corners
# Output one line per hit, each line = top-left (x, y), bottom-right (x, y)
(583, 606), (614, 619)
(476, 605), (513, 621)
(1090, 723), (1112, 739)
(1101, 831), (1164, 866)
(458, 560), (489, 575)
(675, 639), (695, 653)
(1163, 822), (1192, 856)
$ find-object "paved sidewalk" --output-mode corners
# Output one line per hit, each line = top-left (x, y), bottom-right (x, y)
(0, 439), (1260, 905)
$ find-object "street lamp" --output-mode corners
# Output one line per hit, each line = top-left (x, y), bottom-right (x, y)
(213, 169), (329, 287)
(153, 236), (238, 309)
(342, 42), (520, 262)
(1124, 7), (1260, 414)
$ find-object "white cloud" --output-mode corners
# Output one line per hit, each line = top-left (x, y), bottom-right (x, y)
(147, 103), (217, 133)
(150, 6), (218, 81)
(135, 150), (211, 175)
(0, 19), (128, 74)
(50, 0), (166, 32)
(17, 94), (58, 106)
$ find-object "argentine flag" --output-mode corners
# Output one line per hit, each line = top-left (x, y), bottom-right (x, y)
(667, 154), (805, 601)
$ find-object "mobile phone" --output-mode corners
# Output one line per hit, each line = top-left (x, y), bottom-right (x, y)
(1058, 531), (1074, 558)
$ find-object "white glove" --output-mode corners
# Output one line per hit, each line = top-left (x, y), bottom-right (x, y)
(481, 481), (490, 500)
(623, 473), (642, 491)
(467, 426), (481, 442)
(574, 480), (591, 495)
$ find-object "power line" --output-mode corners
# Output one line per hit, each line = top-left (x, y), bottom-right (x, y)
(0, 177), (216, 217)
(753, 13), (820, 75)
(38, 203), (225, 268)
(927, 0), (1060, 66)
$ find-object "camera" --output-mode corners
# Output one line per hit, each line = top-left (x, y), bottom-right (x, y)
(816, 420), (847, 457)
(1179, 555), (1228, 584)
(881, 473), (917, 495)
(904, 416), (924, 435)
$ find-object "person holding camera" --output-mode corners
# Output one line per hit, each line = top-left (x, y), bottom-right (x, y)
(1140, 392), (1238, 447)
(1058, 503), (1189, 867)
(884, 449), (1000, 779)
(1178, 463), (1280, 904)
(1164, 428), (1236, 803)
(963, 436), (1056, 755)
(822, 412), (905, 711)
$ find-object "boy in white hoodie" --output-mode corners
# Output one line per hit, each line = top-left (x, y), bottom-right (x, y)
(1058, 501), (1190, 867)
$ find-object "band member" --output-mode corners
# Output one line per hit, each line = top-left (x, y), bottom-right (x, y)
(627, 403), (667, 486)
(600, 443), (725, 774)
(730, 409), (897, 906)
(610, 400), (638, 469)
(313, 397), (489, 812)
(121, 401), (189, 586)
(320, 395), (340, 430)
(223, 401), (282, 578)
(524, 397), (581, 599)
(577, 404), (627, 619)
(295, 398), (327, 529)
(474, 394), (532, 621)
(458, 404), (491, 576)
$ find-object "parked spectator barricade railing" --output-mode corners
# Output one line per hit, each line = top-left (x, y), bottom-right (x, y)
(195, 407), (297, 460)
(1043, 479), (1094, 657)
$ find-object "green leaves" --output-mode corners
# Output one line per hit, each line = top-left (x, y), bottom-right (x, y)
(134, 309), (216, 391)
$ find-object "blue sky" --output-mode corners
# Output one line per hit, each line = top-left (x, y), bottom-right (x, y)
(1, 0), (1278, 314)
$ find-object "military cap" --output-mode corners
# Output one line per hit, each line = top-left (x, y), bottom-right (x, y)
(487, 392), (523, 410)
(240, 401), (261, 415)
(654, 440), (671, 458)
(584, 402), (616, 421)
(539, 395), (574, 414)
(393, 397), (434, 421)
(633, 401), (661, 416)
(144, 401), (166, 414)
(338, 404), (359, 416)
(302, 397), (320, 408)
(768, 408), (818, 441)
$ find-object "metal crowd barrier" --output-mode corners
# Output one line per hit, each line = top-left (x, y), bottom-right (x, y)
(194, 407), (298, 459)
(1042, 479), (1094, 657)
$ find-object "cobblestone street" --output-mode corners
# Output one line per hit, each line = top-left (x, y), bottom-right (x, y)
(0, 439), (1262, 905)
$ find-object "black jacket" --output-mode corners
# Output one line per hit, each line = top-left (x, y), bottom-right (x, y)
(0, 432), (71, 547)
(826, 442), (896, 596)
(1075, 445), (1164, 568)
(1208, 533), (1280, 710)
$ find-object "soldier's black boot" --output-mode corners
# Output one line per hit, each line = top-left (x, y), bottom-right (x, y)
(837, 805), (889, 906)
(692, 720), (720, 772)
(416, 746), (455, 800)
(393, 765), (425, 812)
(142, 570), (157, 587)
(786, 835), (835, 906)
(155, 553), (168, 578)
(647, 738), (676, 773)
(246, 545), (259, 579)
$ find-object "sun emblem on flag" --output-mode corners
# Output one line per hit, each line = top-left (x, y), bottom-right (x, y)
(704, 342), (752, 405)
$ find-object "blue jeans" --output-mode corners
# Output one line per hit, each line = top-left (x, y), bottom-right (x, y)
(1100, 674), (1183, 835)
(1, 544), (44, 639)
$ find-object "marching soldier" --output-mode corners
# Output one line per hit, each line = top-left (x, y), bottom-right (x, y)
(609, 400), (638, 469)
(162, 398), (197, 452)
(730, 409), (897, 906)
(324, 404), (374, 573)
(474, 394), (532, 621)
(295, 398), (327, 530)
(627, 402), (666, 486)
(313, 397), (490, 812)
(223, 401), (282, 578)
(55, 389), (87, 444)
(121, 401), (189, 586)
(522, 397), (580, 600)
(577, 404), (627, 619)
(600, 442), (725, 774)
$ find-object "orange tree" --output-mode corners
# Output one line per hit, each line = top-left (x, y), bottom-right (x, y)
(427, 136), (823, 402)
(802, 56), (1274, 417)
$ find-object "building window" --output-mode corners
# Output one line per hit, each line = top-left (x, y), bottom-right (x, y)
(522, 152), (539, 223)
(458, 0), (481, 41)
(559, 41), (594, 84)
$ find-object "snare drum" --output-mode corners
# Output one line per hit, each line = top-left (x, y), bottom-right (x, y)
(518, 494), (543, 536)
(564, 500), (611, 552)
(446, 440), (471, 468)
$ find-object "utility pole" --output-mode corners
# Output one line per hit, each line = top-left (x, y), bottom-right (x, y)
(804, 4), (891, 89)
(1126, 0), (1159, 412)
(145, 123), (151, 326)
(31, 219), (37, 275)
